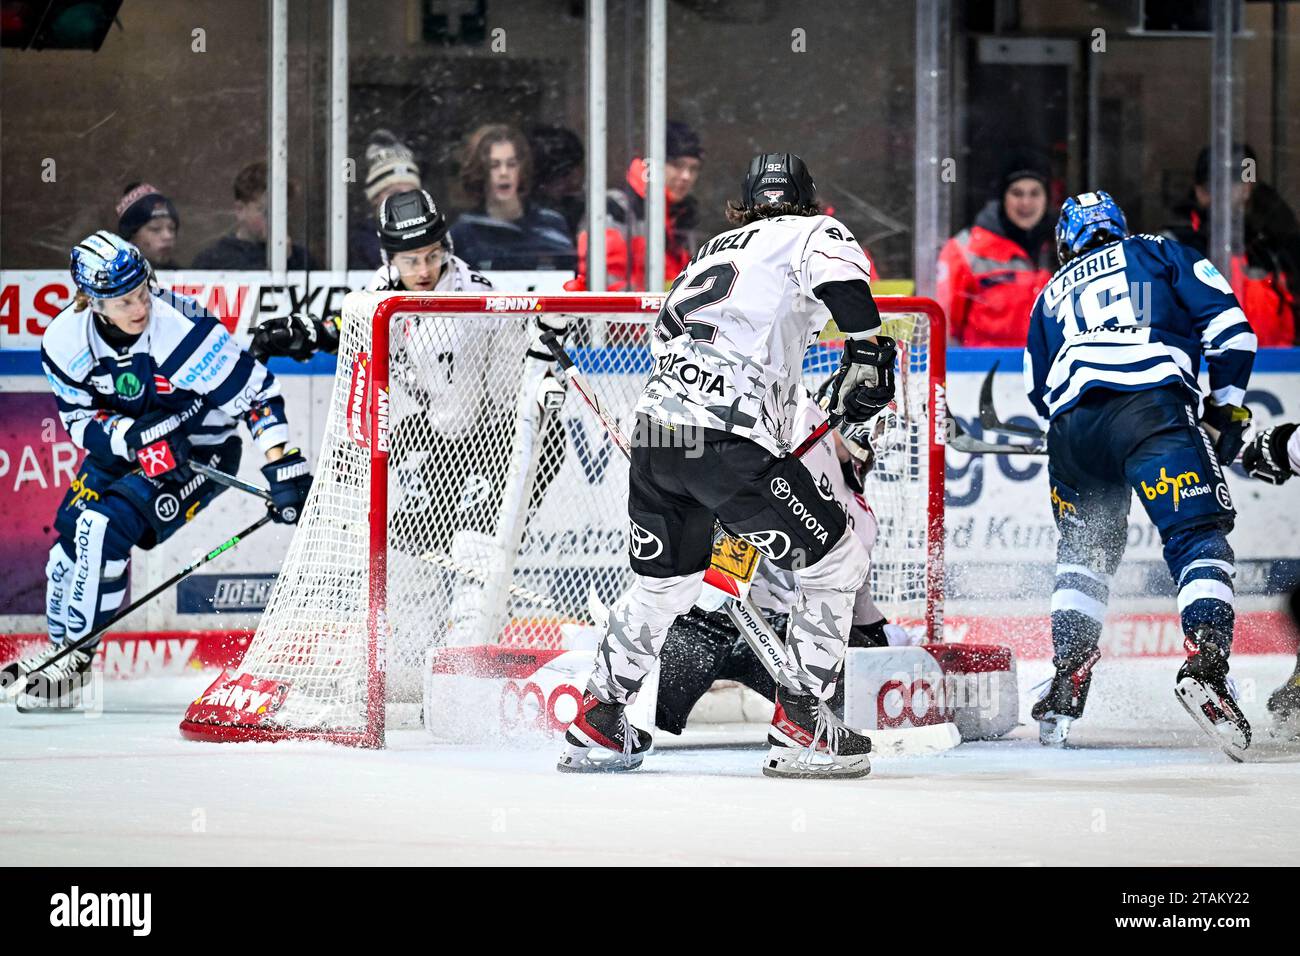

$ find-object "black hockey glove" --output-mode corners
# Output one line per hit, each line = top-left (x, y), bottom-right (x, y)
(827, 336), (896, 423)
(123, 399), (204, 476)
(261, 448), (313, 524)
(1242, 423), (1297, 485)
(1201, 400), (1253, 465)
(251, 314), (339, 363)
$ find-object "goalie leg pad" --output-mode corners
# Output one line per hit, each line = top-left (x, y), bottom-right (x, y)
(655, 606), (744, 734)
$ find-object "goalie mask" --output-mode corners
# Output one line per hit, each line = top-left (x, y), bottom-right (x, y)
(813, 376), (876, 494)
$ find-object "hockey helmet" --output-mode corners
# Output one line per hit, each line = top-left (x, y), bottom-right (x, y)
(377, 189), (450, 255)
(742, 153), (817, 210)
(70, 231), (151, 300)
(1056, 191), (1129, 265)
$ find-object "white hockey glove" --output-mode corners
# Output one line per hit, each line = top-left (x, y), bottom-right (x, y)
(535, 372), (567, 414)
(527, 313), (570, 362)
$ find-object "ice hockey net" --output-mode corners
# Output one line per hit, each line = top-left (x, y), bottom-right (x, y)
(181, 292), (945, 746)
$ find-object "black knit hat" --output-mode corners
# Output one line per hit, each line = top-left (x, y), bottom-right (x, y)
(667, 120), (703, 161)
(997, 152), (1050, 195)
(1194, 142), (1256, 186)
(116, 182), (179, 239)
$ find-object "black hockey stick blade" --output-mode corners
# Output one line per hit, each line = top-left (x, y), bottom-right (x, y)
(1, 514), (274, 697)
(946, 415), (1046, 456)
(978, 362), (1046, 438)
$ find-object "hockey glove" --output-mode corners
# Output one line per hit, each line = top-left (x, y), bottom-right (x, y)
(535, 372), (567, 414)
(527, 313), (570, 362)
(250, 314), (339, 363)
(1201, 401), (1253, 465)
(122, 399), (203, 476)
(827, 336), (897, 423)
(261, 448), (313, 524)
(1242, 423), (1297, 485)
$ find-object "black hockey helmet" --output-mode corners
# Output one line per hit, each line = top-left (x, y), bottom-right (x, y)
(742, 152), (817, 210)
(377, 189), (450, 255)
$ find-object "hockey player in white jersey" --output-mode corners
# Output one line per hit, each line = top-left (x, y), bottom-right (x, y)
(558, 153), (897, 778)
(250, 189), (567, 641)
(12, 232), (312, 706)
(1241, 422), (1300, 738)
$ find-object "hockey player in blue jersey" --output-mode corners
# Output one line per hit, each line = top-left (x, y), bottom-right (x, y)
(13, 232), (313, 707)
(1025, 191), (1256, 759)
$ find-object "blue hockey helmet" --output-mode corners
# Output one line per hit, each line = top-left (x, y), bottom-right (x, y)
(70, 231), (151, 300)
(1055, 191), (1129, 265)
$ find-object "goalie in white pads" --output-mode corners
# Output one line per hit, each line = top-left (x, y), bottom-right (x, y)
(558, 153), (896, 778)
(250, 189), (569, 645)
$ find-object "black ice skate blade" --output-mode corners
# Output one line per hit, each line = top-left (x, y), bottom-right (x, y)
(1174, 678), (1250, 763)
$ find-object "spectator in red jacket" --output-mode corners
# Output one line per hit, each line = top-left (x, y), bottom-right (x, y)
(938, 157), (1055, 346)
(569, 120), (703, 294)
(1161, 143), (1300, 346)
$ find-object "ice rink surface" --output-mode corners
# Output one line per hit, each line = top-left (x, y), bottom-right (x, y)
(3, 655), (1299, 866)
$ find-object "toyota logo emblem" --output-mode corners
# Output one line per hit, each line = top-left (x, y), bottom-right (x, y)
(740, 529), (791, 560)
(629, 519), (664, 560)
(770, 477), (791, 499)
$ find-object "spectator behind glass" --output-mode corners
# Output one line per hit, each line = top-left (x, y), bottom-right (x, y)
(350, 129), (423, 269)
(569, 119), (703, 292)
(1161, 143), (1300, 346)
(192, 161), (318, 271)
(116, 182), (181, 269)
(937, 155), (1055, 346)
(449, 124), (576, 271)
(529, 124), (585, 238)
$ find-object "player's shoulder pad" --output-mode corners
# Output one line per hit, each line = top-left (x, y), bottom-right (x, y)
(452, 256), (494, 291)
(40, 303), (95, 381)
(366, 266), (396, 292)
(811, 214), (858, 245)
(150, 288), (223, 358)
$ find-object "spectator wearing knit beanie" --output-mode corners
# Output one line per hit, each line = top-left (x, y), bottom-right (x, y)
(116, 182), (181, 269)
(349, 130), (423, 269)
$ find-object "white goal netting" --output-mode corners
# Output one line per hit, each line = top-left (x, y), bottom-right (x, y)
(182, 292), (943, 744)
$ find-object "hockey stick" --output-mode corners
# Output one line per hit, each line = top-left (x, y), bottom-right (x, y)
(940, 364), (1048, 455)
(1, 513), (273, 695)
(189, 459), (274, 501)
(979, 363), (1046, 438)
(945, 415), (1047, 456)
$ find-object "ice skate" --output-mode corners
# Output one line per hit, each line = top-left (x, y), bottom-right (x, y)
(764, 685), (872, 779)
(1031, 647), (1101, 747)
(1266, 660), (1300, 742)
(1, 641), (72, 697)
(1174, 631), (1251, 761)
(16, 647), (95, 712)
(557, 692), (652, 773)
